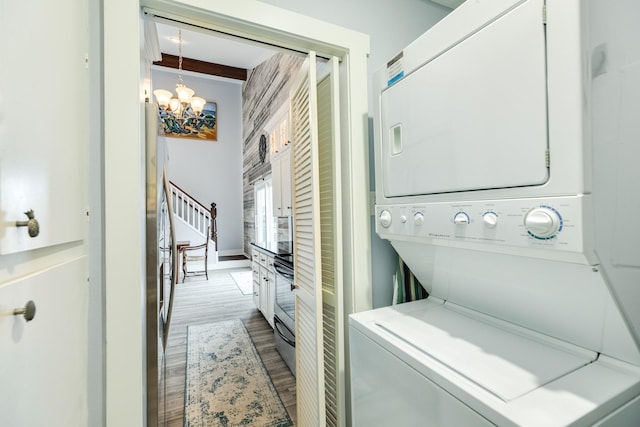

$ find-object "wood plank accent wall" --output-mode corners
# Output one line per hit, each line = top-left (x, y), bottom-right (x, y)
(242, 53), (304, 255)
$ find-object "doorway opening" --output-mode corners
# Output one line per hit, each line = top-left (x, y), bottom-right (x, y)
(104, 3), (371, 426)
(147, 18), (309, 424)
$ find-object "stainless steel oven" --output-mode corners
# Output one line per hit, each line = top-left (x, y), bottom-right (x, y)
(273, 254), (296, 376)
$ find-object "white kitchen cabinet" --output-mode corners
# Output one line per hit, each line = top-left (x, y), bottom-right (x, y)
(258, 266), (275, 329)
(259, 269), (269, 319)
(265, 100), (293, 218)
(251, 246), (275, 328)
(266, 101), (291, 156)
(252, 259), (260, 307)
(264, 269), (275, 328)
(259, 251), (275, 328)
(272, 147), (293, 217)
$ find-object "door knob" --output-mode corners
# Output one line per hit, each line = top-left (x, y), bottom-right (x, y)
(15, 210), (40, 237)
(13, 300), (36, 322)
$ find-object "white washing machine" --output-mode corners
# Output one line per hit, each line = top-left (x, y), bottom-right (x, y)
(350, 0), (640, 425)
(351, 298), (640, 426)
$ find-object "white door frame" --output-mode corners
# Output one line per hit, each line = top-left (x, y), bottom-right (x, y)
(104, 0), (371, 424)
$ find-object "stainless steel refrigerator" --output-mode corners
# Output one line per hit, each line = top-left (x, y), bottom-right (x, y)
(145, 102), (178, 426)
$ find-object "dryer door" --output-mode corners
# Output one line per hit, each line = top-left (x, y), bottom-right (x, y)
(380, 0), (549, 197)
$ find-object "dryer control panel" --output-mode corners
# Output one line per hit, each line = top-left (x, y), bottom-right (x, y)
(376, 195), (593, 263)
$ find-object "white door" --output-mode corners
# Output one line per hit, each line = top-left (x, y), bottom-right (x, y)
(316, 57), (346, 427)
(0, 0), (89, 254)
(280, 148), (293, 216)
(292, 53), (345, 427)
(272, 154), (284, 216)
(0, 0), (90, 425)
(291, 53), (326, 426)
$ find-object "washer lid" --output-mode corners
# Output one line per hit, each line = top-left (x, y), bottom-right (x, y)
(376, 303), (597, 402)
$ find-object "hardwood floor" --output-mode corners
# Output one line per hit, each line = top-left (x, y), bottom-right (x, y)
(162, 268), (297, 426)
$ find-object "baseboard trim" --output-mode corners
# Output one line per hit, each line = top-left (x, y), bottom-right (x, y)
(218, 249), (245, 257)
(209, 259), (251, 270)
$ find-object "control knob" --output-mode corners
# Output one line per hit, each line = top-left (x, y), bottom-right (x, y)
(414, 212), (425, 226)
(379, 210), (392, 228)
(524, 206), (562, 239)
(453, 212), (470, 225)
(483, 212), (498, 229)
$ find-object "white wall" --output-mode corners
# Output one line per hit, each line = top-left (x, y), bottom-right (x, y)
(259, 0), (451, 307)
(152, 69), (245, 253)
(260, 0), (450, 111)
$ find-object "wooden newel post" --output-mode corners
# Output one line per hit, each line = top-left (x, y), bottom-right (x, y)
(210, 202), (218, 249)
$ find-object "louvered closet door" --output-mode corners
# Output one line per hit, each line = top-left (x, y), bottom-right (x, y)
(317, 57), (345, 427)
(292, 53), (345, 427)
(291, 52), (326, 426)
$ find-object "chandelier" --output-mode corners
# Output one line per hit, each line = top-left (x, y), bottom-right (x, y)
(153, 29), (213, 136)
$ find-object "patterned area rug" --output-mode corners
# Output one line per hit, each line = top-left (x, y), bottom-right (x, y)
(229, 270), (253, 295)
(185, 320), (292, 427)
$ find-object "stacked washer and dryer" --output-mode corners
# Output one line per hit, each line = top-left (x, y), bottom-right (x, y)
(350, 1), (640, 425)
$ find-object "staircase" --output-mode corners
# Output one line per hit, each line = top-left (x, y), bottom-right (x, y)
(169, 181), (250, 270)
(169, 181), (218, 265)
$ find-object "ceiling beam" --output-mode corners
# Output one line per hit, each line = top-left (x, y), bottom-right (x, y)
(153, 53), (247, 81)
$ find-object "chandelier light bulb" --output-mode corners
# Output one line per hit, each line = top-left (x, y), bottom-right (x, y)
(169, 97), (182, 115)
(176, 83), (195, 104)
(153, 89), (172, 109)
(190, 97), (206, 115)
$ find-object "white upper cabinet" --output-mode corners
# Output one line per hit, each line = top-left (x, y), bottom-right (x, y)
(267, 101), (293, 217)
(266, 101), (291, 156)
(272, 148), (292, 217)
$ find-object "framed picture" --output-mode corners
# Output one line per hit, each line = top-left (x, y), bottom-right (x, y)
(158, 101), (217, 141)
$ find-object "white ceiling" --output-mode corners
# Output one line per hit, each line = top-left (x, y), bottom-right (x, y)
(155, 22), (279, 70)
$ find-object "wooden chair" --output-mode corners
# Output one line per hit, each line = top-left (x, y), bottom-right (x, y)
(181, 227), (210, 282)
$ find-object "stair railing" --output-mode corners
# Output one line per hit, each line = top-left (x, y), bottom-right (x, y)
(169, 181), (217, 248)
